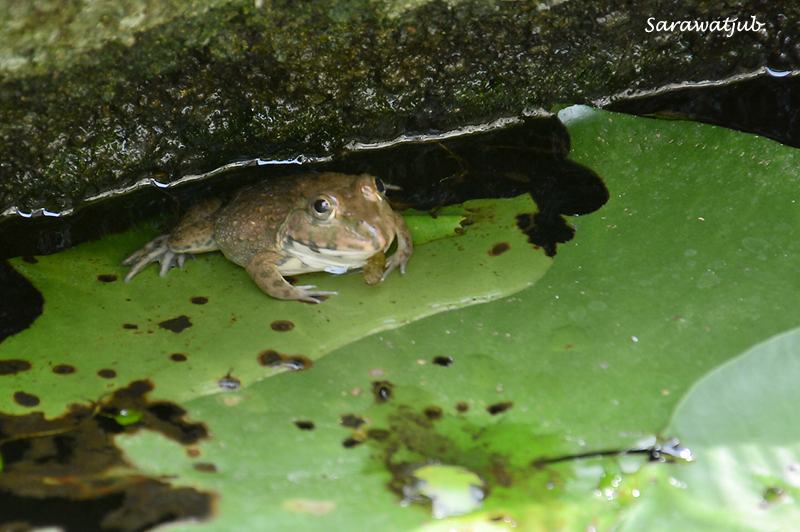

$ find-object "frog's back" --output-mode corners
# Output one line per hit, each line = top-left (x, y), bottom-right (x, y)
(213, 177), (301, 266)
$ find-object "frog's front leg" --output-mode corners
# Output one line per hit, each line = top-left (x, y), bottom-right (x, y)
(246, 250), (338, 304)
(123, 198), (222, 282)
(382, 212), (413, 281)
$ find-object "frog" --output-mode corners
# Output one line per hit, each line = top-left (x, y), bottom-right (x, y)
(122, 172), (413, 303)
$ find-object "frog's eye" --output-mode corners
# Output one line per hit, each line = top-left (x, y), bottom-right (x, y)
(375, 177), (386, 194)
(311, 197), (334, 219)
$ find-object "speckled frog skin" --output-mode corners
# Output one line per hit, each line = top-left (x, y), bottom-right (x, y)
(123, 172), (413, 303)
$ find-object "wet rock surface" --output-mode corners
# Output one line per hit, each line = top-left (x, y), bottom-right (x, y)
(0, 0), (795, 216)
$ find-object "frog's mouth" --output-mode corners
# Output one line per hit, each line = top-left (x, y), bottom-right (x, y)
(280, 238), (379, 276)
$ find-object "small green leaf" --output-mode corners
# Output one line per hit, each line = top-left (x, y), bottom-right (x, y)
(411, 464), (486, 519)
(109, 408), (144, 427)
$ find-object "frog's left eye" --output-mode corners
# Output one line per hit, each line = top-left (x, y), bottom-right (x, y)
(375, 177), (386, 194)
(311, 196), (334, 219)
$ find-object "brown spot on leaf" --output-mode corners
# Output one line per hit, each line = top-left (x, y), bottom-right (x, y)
(270, 320), (295, 332)
(258, 349), (281, 366)
(190, 296), (208, 305)
(488, 242), (510, 256)
(423, 406), (443, 420)
(459, 217), (475, 228)
(158, 315), (192, 333)
(193, 462), (218, 473)
(258, 350), (312, 371)
(13, 391), (40, 407)
(366, 428), (391, 441)
(52, 364), (76, 375)
(456, 401), (469, 413)
(487, 401), (513, 415)
(489, 455), (514, 487)
(294, 420), (315, 430)
(342, 437), (363, 448)
(217, 373), (241, 390)
(169, 353), (188, 362)
(122, 323), (138, 330)
(432, 356), (453, 367)
(97, 369), (117, 379)
(97, 274), (118, 283)
(372, 381), (394, 403)
(0, 359), (31, 376)
(339, 414), (365, 428)
(284, 356), (312, 370)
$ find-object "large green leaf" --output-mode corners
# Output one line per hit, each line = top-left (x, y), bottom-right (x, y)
(114, 107), (800, 530)
(1, 194), (549, 417)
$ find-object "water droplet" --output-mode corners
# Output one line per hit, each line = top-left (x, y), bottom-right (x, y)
(696, 270), (721, 289)
(766, 66), (792, 77)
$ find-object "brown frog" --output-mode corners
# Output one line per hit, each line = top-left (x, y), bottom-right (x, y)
(123, 172), (413, 303)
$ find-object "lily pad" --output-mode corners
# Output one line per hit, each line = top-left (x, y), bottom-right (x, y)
(620, 328), (800, 530)
(0, 194), (549, 417)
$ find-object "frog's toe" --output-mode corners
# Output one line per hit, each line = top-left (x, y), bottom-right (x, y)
(123, 236), (171, 282)
(157, 249), (195, 277)
(158, 250), (177, 277)
(381, 254), (410, 282)
(123, 235), (191, 282)
(294, 285), (338, 304)
(122, 234), (169, 267)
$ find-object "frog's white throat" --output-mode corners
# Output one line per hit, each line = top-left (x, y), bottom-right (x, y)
(279, 238), (378, 275)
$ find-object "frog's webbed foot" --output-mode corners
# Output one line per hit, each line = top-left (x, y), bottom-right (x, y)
(381, 251), (410, 282)
(381, 213), (414, 282)
(292, 285), (339, 304)
(122, 235), (191, 282)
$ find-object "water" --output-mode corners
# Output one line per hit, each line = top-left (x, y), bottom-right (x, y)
(609, 75), (800, 148)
